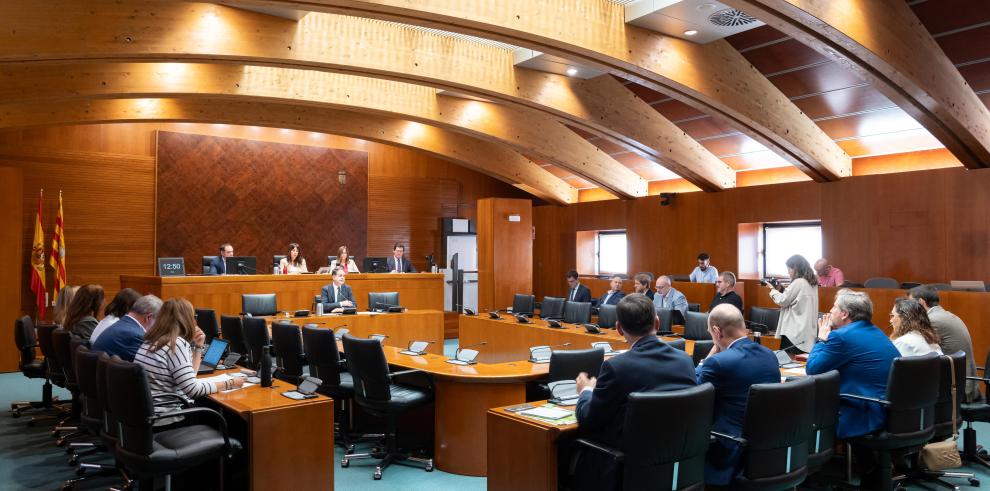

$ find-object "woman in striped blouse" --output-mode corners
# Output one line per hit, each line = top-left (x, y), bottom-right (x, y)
(134, 298), (243, 423)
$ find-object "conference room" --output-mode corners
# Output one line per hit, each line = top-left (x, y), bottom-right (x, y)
(2, 1), (990, 490)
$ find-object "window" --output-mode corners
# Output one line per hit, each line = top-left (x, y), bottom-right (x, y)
(763, 222), (822, 277)
(597, 231), (627, 275)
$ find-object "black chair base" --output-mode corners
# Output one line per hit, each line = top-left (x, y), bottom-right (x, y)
(962, 426), (990, 471)
(341, 447), (433, 480)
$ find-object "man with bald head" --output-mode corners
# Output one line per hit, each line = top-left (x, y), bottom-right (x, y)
(696, 304), (780, 486)
(653, 275), (688, 319)
(814, 258), (844, 287)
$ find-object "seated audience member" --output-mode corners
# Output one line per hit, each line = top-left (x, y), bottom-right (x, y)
(632, 273), (655, 300)
(90, 288), (141, 343)
(278, 242), (308, 274)
(565, 269), (591, 303)
(52, 285), (78, 327)
(709, 271), (743, 312)
(814, 258), (844, 287)
(653, 275), (688, 319)
(134, 298), (243, 425)
(64, 284), (105, 342)
(92, 295), (163, 362)
(329, 245), (360, 274)
(386, 243), (417, 273)
(690, 252), (719, 283)
(889, 298), (942, 357)
(769, 255), (819, 352)
(806, 289), (900, 439)
(909, 285), (980, 401)
(574, 294), (696, 490)
(208, 243), (234, 275)
(696, 304), (779, 486)
(598, 274), (625, 306)
(320, 267), (357, 312)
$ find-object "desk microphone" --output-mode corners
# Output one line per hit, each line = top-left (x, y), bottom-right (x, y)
(370, 334), (388, 343)
(528, 342), (572, 363)
(447, 341), (486, 365)
(488, 310), (502, 320)
(237, 261), (260, 275)
(375, 302), (403, 313)
(400, 340), (435, 356)
(745, 320), (770, 334)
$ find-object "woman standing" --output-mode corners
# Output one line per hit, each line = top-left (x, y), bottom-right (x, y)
(278, 242), (308, 274)
(768, 255), (819, 352)
(64, 284), (105, 342)
(889, 298), (942, 356)
(329, 245), (360, 274)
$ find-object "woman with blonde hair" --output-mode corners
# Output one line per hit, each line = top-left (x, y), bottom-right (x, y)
(889, 297), (942, 356)
(52, 285), (78, 327)
(329, 245), (360, 274)
(134, 298), (243, 424)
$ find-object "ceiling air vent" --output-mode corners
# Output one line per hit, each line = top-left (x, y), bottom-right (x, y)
(707, 8), (757, 27)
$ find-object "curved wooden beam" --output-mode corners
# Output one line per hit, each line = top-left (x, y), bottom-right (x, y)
(0, 61), (641, 198)
(0, 96), (577, 204)
(721, 0), (990, 169)
(217, 0), (851, 180)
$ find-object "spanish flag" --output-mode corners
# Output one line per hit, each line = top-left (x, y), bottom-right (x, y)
(29, 190), (46, 317)
(49, 191), (66, 297)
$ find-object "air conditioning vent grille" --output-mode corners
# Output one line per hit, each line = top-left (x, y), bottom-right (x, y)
(708, 8), (757, 27)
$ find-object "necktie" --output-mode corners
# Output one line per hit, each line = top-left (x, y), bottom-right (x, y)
(570, 288), (576, 301)
(397, 258), (401, 272)
(220, 257), (225, 274)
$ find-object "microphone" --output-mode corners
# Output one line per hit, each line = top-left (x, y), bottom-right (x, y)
(745, 320), (770, 334)
(375, 301), (402, 312)
(370, 334), (388, 344)
(488, 309), (502, 320)
(400, 340), (436, 356)
(237, 261), (260, 275)
(528, 342), (572, 363)
(447, 341), (486, 365)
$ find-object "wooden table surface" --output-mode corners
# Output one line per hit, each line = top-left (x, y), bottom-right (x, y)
(265, 309), (445, 355)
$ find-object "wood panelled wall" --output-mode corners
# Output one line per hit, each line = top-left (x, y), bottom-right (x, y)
(0, 123), (531, 371)
(535, 166), (990, 299)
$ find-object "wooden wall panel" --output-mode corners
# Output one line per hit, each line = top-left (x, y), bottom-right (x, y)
(0, 166), (24, 371)
(477, 198), (533, 312)
(156, 131), (369, 272)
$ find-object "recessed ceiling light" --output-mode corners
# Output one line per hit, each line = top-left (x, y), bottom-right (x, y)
(565, 67), (578, 76)
(684, 30), (698, 36)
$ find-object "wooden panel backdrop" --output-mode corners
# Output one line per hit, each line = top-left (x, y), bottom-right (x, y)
(156, 131), (369, 271)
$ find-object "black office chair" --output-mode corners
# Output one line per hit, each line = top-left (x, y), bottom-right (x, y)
(844, 354), (941, 490)
(271, 322), (306, 385)
(273, 254), (287, 270)
(961, 349), (990, 470)
(368, 292), (400, 311)
(52, 329), (85, 446)
(549, 349), (604, 382)
(748, 307), (780, 334)
(219, 315), (247, 363)
(667, 338), (687, 353)
(864, 277), (899, 289)
(540, 296), (565, 319)
(718, 376), (815, 489)
(563, 301), (592, 324)
(690, 339), (713, 367)
(62, 346), (123, 488)
(11, 315), (59, 419)
(597, 304), (617, 328)
(807, 370), (840, 472)
(688, 303), (700, 312)
(512, 294), (536, 316)
(340, 334), (434, 479)
(105, 356), (239, 490)
(242, 293), (277, 316)
(670, 274), (691, 282)
(302, 326), (359, 450)
(572, 384), (715, 490)
(195, 308), (220, 345)
(683, 311), (710, 341)
(656, 308), (674, 335)
(202, 256), (215, 275)
(241, 317), (271, 370)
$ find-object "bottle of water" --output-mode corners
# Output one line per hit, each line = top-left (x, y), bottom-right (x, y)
(260, 345), (273, 387)
(316, 302), (323, 316)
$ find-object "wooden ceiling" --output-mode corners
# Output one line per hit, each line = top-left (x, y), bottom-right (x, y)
(0, 0), (987, 202)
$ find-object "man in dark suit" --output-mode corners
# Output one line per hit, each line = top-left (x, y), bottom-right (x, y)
(597, 274), (626, 306)
(633, 273), (655, 300)
(207, 243), (234, 275)
(695, 304), (780, 485)
(386, 243), (417, 273)
(565, 269), (591, 303)
(320, 267), (357, 312)
(574, 294), (696, 490)
(91, 295), (163, 362)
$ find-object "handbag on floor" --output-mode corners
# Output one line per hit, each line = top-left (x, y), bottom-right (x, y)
(919, 354), (962, 471)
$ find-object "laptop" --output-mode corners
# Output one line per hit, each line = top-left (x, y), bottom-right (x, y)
(197, 338), (230, 375)
(774, 349), (803, 369)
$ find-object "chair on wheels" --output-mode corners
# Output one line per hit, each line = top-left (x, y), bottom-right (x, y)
(341, 334), (434, 479)
(271, 322), (306, 385)
(195, 309), (220, 345)
(61, 346), (123, 489)
(687, 303), (700, 312)
(36, 323), (71, 429)
(563, 301), (592, 324)
(105, 356), (240, 491)
(747, 307), (780, 334)
(11, 316), (59, 419)
(690, 340), (713, 367)
(51, 329), (86, 446)
(864, 277), (899, 289)
(368, 292), (400, 311)
(597, 305), (617, 329)
(512, 294), (535, 316)
(540, 296), (565, 319)
(843, 354), (941, 490)
(571, 384), (715, 490)
(241, 293), (277, 316)
(656, 308), (674, 335)
(961, 349), (990, 470)
(302, 326), (361, 451)
(807, 370), (840, 473)
(241, 317), (271, 370)
(683, 311), (711, 341)
(534, 349), (604, 400)
(219, 315), (248, 362)
(717, 376), (815, 489)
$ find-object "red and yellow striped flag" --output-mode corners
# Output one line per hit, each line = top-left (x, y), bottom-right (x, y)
(29, 190), (46, 317)
(49, 191), (66, 296)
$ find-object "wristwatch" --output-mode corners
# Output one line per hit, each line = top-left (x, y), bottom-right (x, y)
(193, 345), (206, 354)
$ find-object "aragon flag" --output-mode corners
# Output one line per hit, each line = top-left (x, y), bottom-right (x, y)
(49, 191), (66, 297)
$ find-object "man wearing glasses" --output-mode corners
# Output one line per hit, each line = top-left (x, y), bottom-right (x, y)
(91, 295), (163, 362)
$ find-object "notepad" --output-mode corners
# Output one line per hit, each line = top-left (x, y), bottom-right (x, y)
(519, 405), (573, 420)
(781, 366), (807, 377)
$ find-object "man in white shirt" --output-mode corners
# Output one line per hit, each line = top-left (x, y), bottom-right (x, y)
(320, 267), (357, 312)
(689, 252), (719, 283)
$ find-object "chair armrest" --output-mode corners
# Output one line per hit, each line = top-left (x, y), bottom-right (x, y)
(711, 431), (748, 446)
(841, 393), (891, 406)
(574, 438), (625, 462)
(151, 393), (192, 408)
(149, 407), (233, 456)
(389, 369), (433, 390)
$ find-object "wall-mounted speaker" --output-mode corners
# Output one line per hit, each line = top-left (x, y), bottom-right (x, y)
(659, 193), (675, 207)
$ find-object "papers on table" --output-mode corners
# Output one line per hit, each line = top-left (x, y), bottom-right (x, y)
(518, 404), (578, 425)
(781, 366), (807, 377)
(202, 372), (257, 393)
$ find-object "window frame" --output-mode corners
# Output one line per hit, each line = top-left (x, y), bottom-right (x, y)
(761, 221), (822, 278)
(596, 229), (628, 275)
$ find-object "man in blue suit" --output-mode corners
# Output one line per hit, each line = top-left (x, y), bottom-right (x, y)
(207, 243), (234, 275)
(597, 274), (626, 306)
(386, 243), (417, 273)
(806, 289), (900, 439)
(320, 267), (357, 312)
(574, 294), (696, 490)
(91, 295), (163, 362)
(565, 269), (592, 303)
(696, 304), (780, 485)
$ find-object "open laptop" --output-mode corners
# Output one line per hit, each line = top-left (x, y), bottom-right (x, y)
(197, 338), (230, 375)
(774, 349), (803, 369)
